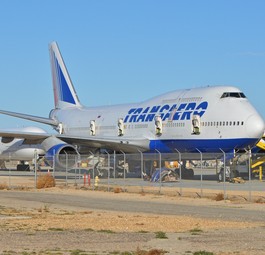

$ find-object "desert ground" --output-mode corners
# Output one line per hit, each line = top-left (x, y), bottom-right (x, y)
(1, 176), (265, 254)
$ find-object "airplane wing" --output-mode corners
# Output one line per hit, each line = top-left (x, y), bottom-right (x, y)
(57, 134), (150, 153)
(0, 129), (50, 141)
(0, 110), (58, 126)
(0, 129), (150, 153)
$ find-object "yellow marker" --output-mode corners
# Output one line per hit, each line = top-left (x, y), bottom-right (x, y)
(95, 176), (99, 189)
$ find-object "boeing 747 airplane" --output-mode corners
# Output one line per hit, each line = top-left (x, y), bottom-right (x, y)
(0, 41), (263, 170)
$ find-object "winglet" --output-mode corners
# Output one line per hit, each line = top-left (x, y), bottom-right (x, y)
(49, 41), (82, 109)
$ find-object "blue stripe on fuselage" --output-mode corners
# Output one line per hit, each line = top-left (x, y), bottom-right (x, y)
(149, 138), (259, 153)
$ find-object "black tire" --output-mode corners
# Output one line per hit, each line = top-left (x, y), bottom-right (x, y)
(183, 168), (194, 179)
(17, 164), (30, 171)
(187, 169), (194, 179)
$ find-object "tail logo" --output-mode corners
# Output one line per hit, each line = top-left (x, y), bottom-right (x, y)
(53, 53), (75, 105)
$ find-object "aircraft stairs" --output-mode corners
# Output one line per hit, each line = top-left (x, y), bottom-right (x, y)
(230, 135), (265, 179)
(255, 136), (265, 151)
(251, 135), (265, 173)
(251, 156), (265, 170)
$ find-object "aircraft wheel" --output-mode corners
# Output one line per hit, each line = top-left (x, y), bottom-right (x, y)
(17, 164), (30, 171)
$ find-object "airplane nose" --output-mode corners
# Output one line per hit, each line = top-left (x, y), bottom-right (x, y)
(245, 114), (265, 138)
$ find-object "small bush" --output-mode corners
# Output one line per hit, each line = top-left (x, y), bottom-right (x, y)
(190, 227), (203, 235)
(135, 248), (167, 255)
(214, 193), (224, 201)
(113, 187), (122, 193)
(48, 227), (64, 231)
(193, 251), (214, 255)
(98, 229), (115, 234)
(255, 197), (265, 204)
(155, 231), (168, 239)
(38, 204), (50, 213)
(0, 183), (8, 190)
(37, 174), (56, 189)
(70, 250), (85, 255)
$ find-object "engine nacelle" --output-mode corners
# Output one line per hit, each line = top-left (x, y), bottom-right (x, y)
(41, 136), (78, 170)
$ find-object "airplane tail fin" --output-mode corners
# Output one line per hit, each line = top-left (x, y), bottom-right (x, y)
(49, 41), (82, 109)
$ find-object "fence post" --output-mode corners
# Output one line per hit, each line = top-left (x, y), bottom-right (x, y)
(8, 153), (11, 189)
(196, 148), (203, 197)
(120, 150), (126, 179)
(74, 155), (77, 186)
(113, 150), (116, 179)
(76, 151), (81, 185)
(65, 151), (68, 186)
(104, 150), (110, 192)
(248, 149), (252, 201)
(34, 149), (38, 189)
(52, 150), (55, 177)
(89, 151), (95, 190)
(175, 149), (182, 196)
(219, 148), (227, 200)
(137, 149), (144, 180)
(155, 149), (162, 194)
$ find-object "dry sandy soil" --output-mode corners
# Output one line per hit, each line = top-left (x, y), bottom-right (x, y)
(1, 179), (265, 254)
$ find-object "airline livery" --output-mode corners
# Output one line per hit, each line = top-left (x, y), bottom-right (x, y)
(0, 41), (264, 169)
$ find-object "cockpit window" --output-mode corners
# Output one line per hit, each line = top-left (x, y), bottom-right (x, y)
(221, 92), (246, 98)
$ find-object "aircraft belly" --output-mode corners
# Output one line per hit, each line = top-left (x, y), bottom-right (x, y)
(149, 138), (259, 153)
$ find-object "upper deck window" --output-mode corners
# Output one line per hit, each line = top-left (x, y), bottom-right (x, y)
(221, 92), (246, 98)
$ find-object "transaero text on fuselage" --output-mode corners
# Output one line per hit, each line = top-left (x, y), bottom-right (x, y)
(124, 101), (208, 123)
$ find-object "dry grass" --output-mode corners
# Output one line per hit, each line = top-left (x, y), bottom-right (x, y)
(255, 197), (265, 204)
(214, 193), (224, 201)
(36, 174), (56, 189)
(0, 182), (8, 190)
(113, 187), (122, 193)
(136, 247), (167, 255)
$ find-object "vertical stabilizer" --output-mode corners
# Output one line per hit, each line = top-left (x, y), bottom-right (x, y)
(49, 41), (82, 109)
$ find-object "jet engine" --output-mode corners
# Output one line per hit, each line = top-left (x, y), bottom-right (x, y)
(41, 136), (78, 170)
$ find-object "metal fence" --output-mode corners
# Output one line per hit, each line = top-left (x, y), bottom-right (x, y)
(1, 151), (265, 201)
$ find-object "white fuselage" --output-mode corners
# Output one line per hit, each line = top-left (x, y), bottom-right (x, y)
(50, 86), (265, 153)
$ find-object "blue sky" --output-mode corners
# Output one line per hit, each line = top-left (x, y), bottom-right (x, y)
(0, 0), (264, 132)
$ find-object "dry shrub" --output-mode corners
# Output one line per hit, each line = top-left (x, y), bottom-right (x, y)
(135, 247), (166, 255)
(255, 197), (265, 204)
(214, 193), (224, 201)
(15, 186), (30, 191)
(147, 250), (167, 255)
(0, 183), (8, 190)
(37, 174), (56, 189)
(113, 187), (122, 193)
